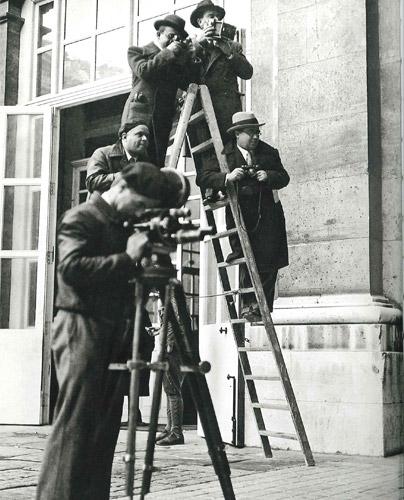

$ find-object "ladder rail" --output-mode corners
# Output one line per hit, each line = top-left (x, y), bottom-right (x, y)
(170, 83), (314, 466)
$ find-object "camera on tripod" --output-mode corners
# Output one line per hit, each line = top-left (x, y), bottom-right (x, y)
(241, 164), (260, 179)
(127, 207), (214, 254)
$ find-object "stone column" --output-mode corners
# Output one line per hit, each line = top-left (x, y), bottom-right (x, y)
(0, 0), (24, 105)
(248, 0), (403, 455)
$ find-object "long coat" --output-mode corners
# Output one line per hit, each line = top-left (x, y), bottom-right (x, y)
(121, 41), (200, 167)
(199, 140), (290, 271)
(194, 40), (253, 142)
(38, 194), (153, 500)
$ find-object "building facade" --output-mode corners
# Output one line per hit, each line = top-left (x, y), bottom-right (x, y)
(0, 0), (402, 456)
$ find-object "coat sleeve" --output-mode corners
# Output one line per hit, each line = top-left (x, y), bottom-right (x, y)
(228, 42), (253, 80)
(197, 151), (227, 191)
(128, 45), (178, 81)
(57, 210), (136, 287)
(86, 148), (115, 193)
(264, 148), (290, 190)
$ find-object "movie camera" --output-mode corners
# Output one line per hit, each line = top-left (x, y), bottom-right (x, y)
(126, 207), (214, 254)
(212, 20), (237, 41)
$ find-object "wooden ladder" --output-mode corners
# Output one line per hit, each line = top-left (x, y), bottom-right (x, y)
(168, 83), (315, 466)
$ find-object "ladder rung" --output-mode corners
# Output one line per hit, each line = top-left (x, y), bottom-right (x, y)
(217, 258), (246, 268)
(238, 346), (272, 352)
(203, 198), (230, 211)
(210, 228), (238, 240)
(189, 109), (205, 125)
(223, 287), (255, 296)
(245, 375), (279, 381)
(252, 402), (289, 411)
(191, 138), (214, 154)
(259, 430), (298, 441)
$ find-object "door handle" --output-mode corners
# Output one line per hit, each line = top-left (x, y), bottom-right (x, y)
(219, 326), (228, 335)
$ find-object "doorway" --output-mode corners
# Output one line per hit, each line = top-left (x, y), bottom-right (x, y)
(51, 94), (199, 426)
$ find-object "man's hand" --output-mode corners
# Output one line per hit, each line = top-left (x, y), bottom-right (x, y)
(213, 38), (232, 57)
(256, 170), (269, 183)
(167, 40), (183, 55)
(196, 25), (216, 45)
(226, 168), (245, 183)
(126, 232), (150, 262)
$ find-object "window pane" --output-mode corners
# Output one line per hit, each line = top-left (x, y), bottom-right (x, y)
(0, 259), (38, 329)
(65, 0), (94, 39)
(137, 17), (160, 45)
(202, 241), (216, 325)
(174, 5), (199, 37)
(138, 0), (171, 17)
(36, 51), (52, 96)
(97, 0), (127, 30)
(38, 2), (54, 47)
(2, 187), (41, 251)
(63, 39), (92, 88)
(96, 29), (127, 80)
(5, 116), (43, 178)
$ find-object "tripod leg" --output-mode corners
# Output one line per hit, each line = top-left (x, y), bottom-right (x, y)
(125, 282), (147, 500)
(169, 280), (236, 500)
(140, 284), (171, 499)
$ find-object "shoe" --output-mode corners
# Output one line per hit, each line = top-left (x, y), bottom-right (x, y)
(226, 250), (243, 263)
(156, 432), (185, 446)
(155, 429), (170, 442)
(241, 305), (262, 323)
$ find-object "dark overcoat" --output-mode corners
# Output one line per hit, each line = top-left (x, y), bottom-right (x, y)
(195, 40), (253, 141)
(37, 194), (153, 500)
(121, 41), (200, 167)
(199, 140), (290, 271)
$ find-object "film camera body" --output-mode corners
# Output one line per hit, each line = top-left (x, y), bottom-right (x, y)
(241, 164), (260, 179)
(212, 20), (237, 41)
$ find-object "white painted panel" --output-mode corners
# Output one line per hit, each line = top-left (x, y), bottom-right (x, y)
(0, 330), (42, 424)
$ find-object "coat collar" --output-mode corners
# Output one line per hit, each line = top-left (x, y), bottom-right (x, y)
(108, 140), (125, 159)
(88, 192), (122, 225)
(203, 46), (223, 76)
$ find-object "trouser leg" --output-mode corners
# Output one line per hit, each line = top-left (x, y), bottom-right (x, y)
(162, 350), (184, 436)
(240, 267), (278, 313)
(36, 312), (127, 500)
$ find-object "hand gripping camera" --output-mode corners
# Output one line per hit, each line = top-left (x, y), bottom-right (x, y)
(241, 164), (260, 179)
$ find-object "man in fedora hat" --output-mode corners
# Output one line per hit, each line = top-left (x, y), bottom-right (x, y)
(199, 111), (290, 322)
(120, 14), (201, 167)
(190, 1), (253, 143)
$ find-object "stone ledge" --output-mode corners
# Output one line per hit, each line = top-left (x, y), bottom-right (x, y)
(272, 293), (402, 325)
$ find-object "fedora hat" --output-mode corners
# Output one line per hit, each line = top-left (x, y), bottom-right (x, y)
(190, 0), (225, 28)
(226, 112), (265, 134)
(154, 14), (188, 39)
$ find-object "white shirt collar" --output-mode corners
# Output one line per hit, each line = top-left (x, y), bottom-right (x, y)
(237, 144), (250, 162)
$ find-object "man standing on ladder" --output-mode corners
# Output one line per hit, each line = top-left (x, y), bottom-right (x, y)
(199, 111), (290, 322)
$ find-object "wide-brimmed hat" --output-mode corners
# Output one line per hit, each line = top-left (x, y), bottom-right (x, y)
(226, 112), (265, 134)
(154, 14), (188, 40)
(190, 0), (225, 28)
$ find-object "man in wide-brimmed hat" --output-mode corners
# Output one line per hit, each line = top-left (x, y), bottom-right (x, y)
(120, 14), (200, 167)
(199, 111), (290, 322)
(190, 1), (253, 143)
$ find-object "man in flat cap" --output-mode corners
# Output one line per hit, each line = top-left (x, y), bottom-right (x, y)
(121, 14), (201, 167)
(199, 111), (290, 322)
(86, 122), (150, 194)
(37, 163), (188, 500)
(190, 0), (253, 143)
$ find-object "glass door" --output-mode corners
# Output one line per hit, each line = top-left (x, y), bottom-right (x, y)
(0, 107), (53, 424)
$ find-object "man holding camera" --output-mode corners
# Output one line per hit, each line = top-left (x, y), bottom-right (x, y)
(120, 14), (201, 167)
(190, 0), (253, 143)
(36, 163), (185, 500)
(199, 112), (290, 322)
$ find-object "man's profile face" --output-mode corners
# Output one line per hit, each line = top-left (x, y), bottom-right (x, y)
(158, 26), (181, 48)
(235, 128), (261, 151)
(115, 186), (161, 219)
(197, 10), (220, 30)
(122, 125), (149, 157)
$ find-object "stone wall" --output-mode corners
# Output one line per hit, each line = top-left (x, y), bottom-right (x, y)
(250, 0), (403, 455)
